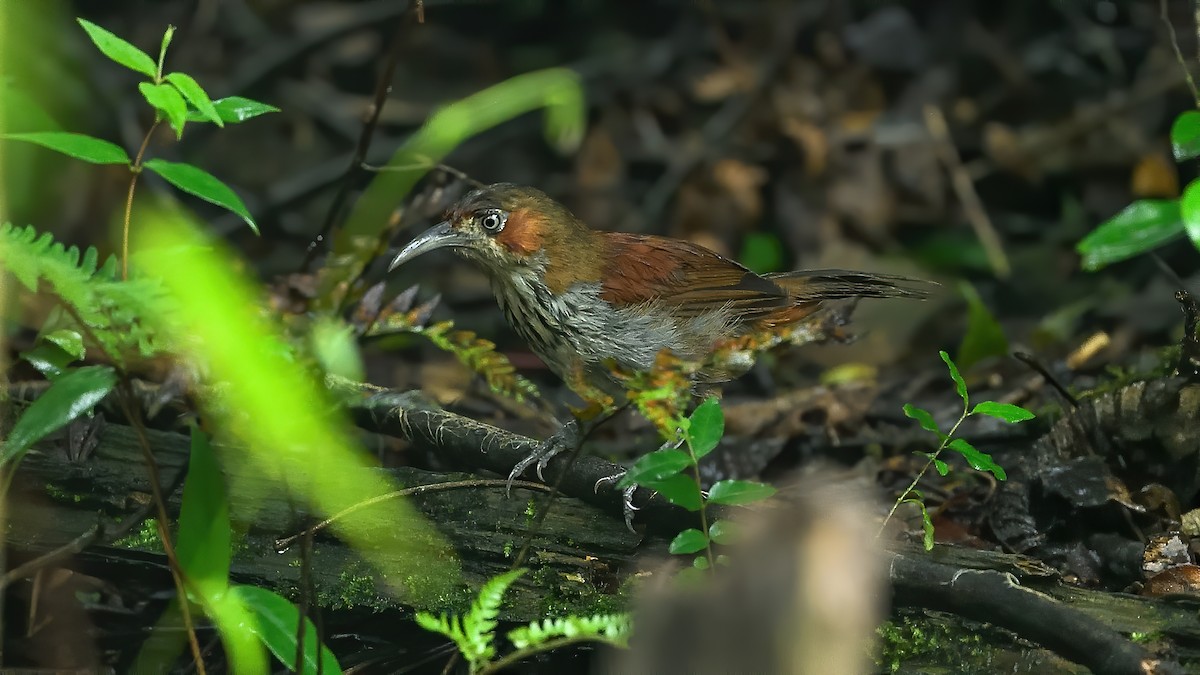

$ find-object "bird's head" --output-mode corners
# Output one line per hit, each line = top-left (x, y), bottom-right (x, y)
(388, 183), (593, 277)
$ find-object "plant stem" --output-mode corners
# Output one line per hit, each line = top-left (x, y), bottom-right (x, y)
(122, 120), (160, 280)
(686, 440), (716, 571)
(877, 412), (968, 538)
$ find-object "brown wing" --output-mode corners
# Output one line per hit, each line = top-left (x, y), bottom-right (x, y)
(598, 233), (792, 321)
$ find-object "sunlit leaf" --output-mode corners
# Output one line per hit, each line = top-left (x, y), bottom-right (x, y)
(176, 426), (231, 594)
(669, 529), (708, 554)
(186, 96), (280, 124)
(707, 479), (776, 505)
(970, 401), (1035, 423)
(1172, 111), (1200, 161)
(1, 365), (116, 468)
(947, 438), (1006, 480)
(77, 18), (156, 78)
(1181, 180), (1200, 253)
(4, 131), (129, 164)
(139, 82), (188, 138)
(686, 397), (723, 459)
(165, 72), (222, 127)
(1077, 200), (1184, 271)
(143, 159), (258, 233)
(20, 329), (85, 379)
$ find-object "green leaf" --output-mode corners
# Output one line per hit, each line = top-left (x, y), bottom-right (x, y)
(176, 426), (231, 595)
(707, 479), (776, 506)
(1172, 111), (1200, 161)
(186, 96), (280, 124)
(902, 404), (940, 435)
(642, 474), (704, 511)
(158, 26), (175, 79)
(77, 19), (157, 78)
(903, 498), (935, 551)
(4, 131), (129, 164)
(970, 401), (1035, 423)
(1, 365), (116, 468)
(686, 397), (724, 459)
(311, 317), (365, 381)
(693, 555), (710, 570)
(165, 72), (222, 127)
(956, 282), (1008, 372)
(205, 591), (269, 675)
(139, 82), (188, 138)
(230, 585), (343, 675)
(20, 330), (86, 379)
(933, 457), (949, 476)
(708, 519), (737, 545)
(1181, 180), (1200, 252)
(947, 438), (1006, 481)
(738, 232), (784, 273)
(143, 159), (258, 233)
(669, 528), (709, 554)
(939, 351), (968, 408)
(1076, 200), (1185, 271)
(618, 448), (692, 487)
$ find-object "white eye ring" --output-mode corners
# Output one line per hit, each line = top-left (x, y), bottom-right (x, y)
(479, 210), (506, 233)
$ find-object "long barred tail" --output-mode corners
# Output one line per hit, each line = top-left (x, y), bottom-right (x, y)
(764, 269), (934, 303)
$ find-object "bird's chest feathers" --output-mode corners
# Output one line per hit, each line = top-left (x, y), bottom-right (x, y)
(490, 270), (700, 372)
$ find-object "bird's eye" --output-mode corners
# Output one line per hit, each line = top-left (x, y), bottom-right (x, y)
(478, 210), (506, 234)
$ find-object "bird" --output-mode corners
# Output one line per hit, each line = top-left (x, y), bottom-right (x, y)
(389, 183), (929, 496)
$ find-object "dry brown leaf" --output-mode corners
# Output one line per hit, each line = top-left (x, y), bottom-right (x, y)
(1131, 153), (1179, 199)
(781, 118), (829, 176)
(693, 64), (756, 102)
(712, 159), (768, 221)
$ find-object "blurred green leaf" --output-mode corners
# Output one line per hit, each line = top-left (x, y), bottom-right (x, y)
(176, 426), (230, 595)
(1181, 180), (1200, 252)
(618, 449), (692, 487)
(185, 96), (280, 124)
(707, 479), (776, 505)
(939, 351), (968, 408)
(143, 159), (257, 233)
(642, 474), (703, 511)
(311, 317), (365, 381)
(970, 401), (1035, 423)
(708, 519), (737, 545)
(956, 282), (1008, 372)
(947, 438), (1006, 480)
(230, 585), (342, 675)
(165, 72), (222, 127)
(1, 365), (115, 468)
(1172, 111), (1200, 161)
(669, 529), (708, 554)
(902, 498), (935, 551)
(4, 131), (129, 164)
(738, 232), (784, 274)
(1077, 200), (1184, 271)
(686, 397), (723, 459)
(139, 82), (188, 138)
(77, 18), (157, 78)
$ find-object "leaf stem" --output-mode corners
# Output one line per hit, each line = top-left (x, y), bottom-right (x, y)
(877, 410), (968, 538)
(122, 120), (160, 280)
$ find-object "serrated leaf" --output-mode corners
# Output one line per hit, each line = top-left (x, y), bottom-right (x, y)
(1076, 200), (1185, 271)
(707, 479), (776, 505)
(229, 585), (342, 675)
(970, 401), (1035, 423)
(947, 438), (1006, 480)
(77, 19), (157, 78)
(687, 397), (724, 459)
(1, 365), (116, 468)
(176, 426), (231, 595)
(184, 96), (279, 124)
(143, 159), (258, 233)
(708, 519), (737, 545)
(1181, 180), (1200, 253)
(1172, 111), (1200, 161)
(617, 448), (692, 487)
(902, 404), (940, 435)
(165, 72), (222, 127)
(642, 473), (703, 511)
(669, 528), (708, 554)
(939, 350), (968, 407)
(4, 132), (129, 164)
(139, 82), (188, 138)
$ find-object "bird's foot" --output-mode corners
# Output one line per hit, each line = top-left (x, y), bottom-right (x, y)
(595, 472), (641, 533)
(506, 418), (581, 497)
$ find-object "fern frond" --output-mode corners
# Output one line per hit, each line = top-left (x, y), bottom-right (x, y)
(508, 612), (633, 650)
(0, 223), (169, 360)
(413, 569), (526, 671)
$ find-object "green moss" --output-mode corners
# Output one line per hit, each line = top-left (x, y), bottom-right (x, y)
(44, 483), (85, 504)
(113, 518), (164, 552)
(876, 615), (988, 673)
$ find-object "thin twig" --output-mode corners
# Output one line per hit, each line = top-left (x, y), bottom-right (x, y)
(122, 120), (161, 280)
(924, 104), (1010, 279)
(1163, 0), (1200, 107)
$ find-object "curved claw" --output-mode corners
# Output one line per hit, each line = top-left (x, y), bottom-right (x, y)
(593, 471), (625, 493)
